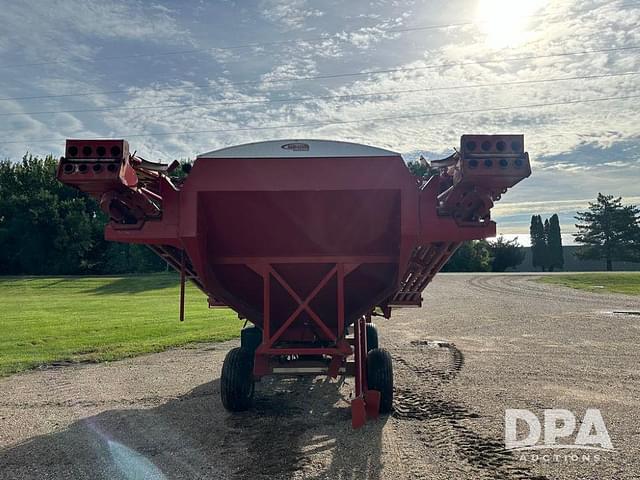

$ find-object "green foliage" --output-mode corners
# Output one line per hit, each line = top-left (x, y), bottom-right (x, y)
(0, 154), (165, 275)
(574, 193), (640, 271)
(488, 236), (526, 272)
(406, 159), (436, 178)
(543, 218), (551, 270)
(442, 237), (526, 272)
(529, 214), (564, 271)
(102, 243), (169, 274)
(0, 275), (239, 376)
(442, 240), (492, 272)
(530, 214), (548, 271)
(169, 159), (193, 183)
(547, 214), (564, 271)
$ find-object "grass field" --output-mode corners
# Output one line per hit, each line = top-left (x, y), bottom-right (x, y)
(0, 274), (239, 377)
(538, 272), (640, 296)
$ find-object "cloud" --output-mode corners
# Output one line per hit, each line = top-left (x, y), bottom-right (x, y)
(494, 196), (640, 217)
(0, 0), (191, 69)
(259, 0), (324, 30)
(536, 137), (640, 169)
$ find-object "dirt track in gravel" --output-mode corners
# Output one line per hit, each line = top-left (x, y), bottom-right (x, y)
(1, 274), (639, 479)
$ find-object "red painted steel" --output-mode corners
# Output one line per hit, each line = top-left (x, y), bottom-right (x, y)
(56, 136), (531, 427)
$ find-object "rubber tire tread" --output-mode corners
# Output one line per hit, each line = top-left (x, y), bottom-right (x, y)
(366, 323), (379, 351)
(367, 347), (393, 413)
(221, 347), (254, 411)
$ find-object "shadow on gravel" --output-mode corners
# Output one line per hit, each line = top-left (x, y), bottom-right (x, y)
(0, 376), (386, 480)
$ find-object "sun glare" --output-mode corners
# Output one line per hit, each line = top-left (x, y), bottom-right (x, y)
(476, 0), (546, 49)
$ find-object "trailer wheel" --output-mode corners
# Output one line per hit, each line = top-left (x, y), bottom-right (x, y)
(367, 348), (393, 413)
(240, 325), (262, 353)
(221, 347), (255, 412)
(365, 323), (379, 351)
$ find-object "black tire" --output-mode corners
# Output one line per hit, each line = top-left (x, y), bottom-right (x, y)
(221, 347), (255, 411)
(367, 348), (393, 413)
(240, 325), (262, 353)
(365, 323), (379, 352)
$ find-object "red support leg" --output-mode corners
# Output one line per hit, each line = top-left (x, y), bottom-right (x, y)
(179, 249), (185, 322)
(351, 315), (381, 428)
(337, 264), (345, 338)
(352, 316), (366, 428)
(254, 265), (271, 376)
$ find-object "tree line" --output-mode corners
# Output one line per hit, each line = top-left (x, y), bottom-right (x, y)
(441, 237), (526, 272)
(0, 154), (165, 275)
(528, 195), (640, 271)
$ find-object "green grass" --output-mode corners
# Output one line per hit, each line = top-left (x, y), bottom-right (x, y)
(0, 274), (240, 377)
(538, 272), (640, 296)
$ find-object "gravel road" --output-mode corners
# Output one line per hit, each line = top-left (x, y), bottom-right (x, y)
(1, 274), (639, 479)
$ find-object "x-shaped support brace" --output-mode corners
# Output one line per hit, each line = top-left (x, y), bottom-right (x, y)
(258, 265), (338, 350)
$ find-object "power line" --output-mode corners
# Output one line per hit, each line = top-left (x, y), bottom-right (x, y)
(2, 93), (637, 145)
(2, 0), (639, 70)
(0, 20), (475, 69)
(1, 71), (638, 118)
(1, 44), (639, 103)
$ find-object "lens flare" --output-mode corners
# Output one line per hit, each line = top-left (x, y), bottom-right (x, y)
(108, 440), (167, 480)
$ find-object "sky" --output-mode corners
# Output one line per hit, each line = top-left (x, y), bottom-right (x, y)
(0, 0), (639, 236)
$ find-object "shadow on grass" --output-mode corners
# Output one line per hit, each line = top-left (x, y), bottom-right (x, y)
(0, 277), (80, 288)
(84, 274), (180, 295)
(0, 377), (387, 480)
(0, 275), (181, 296)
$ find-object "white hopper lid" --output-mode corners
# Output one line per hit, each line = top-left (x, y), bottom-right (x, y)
(197, 139), (400, 159)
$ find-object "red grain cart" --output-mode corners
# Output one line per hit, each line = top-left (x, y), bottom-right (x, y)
(57, 137), (530, 427)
